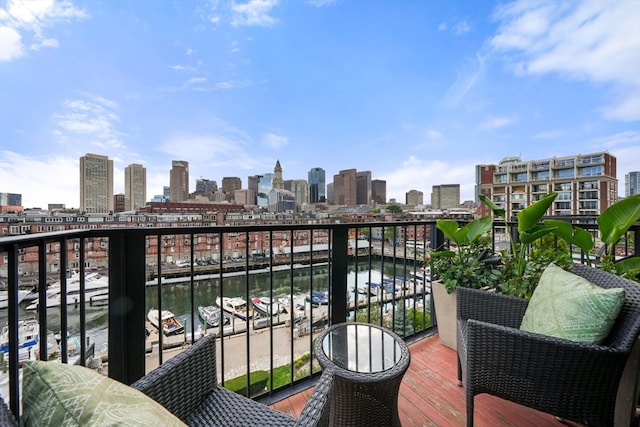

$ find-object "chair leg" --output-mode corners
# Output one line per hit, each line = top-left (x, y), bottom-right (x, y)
(467, 394), (474, 427)
(457, 355), (463, 387)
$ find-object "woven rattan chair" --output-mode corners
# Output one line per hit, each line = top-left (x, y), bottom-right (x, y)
(456, 263), (640, 427)
(0, 397), (17, 427)
(132, 333), (333, 426)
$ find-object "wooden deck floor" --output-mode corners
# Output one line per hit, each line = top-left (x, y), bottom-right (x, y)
(270, 333), (588, 427)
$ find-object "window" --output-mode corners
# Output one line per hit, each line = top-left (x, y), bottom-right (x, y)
(580, 165), (603, 177)
(555, 168), (575, 179)
(555, 182), (572, 191)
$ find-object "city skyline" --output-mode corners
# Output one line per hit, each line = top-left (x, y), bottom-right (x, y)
(1, 0), (639, 209)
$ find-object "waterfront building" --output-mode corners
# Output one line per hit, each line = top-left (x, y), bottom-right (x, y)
(308, 167), (326, 203)
(169, 160), (189, 203)
(80, 153), (114, 213)
(333, 169), (357, 205)
(405, 190), (424, 206)
(356, 171), (372, 205)
(475, 151), (617, 219)
(124, 163), (147, 211)
(626, 171), (640, 197)
(431, 184), (460, 210)
(371, 179), (386, 205)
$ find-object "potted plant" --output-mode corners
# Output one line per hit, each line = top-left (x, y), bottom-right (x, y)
(480, 192), (568, 299)
(430, 215), (501, 350)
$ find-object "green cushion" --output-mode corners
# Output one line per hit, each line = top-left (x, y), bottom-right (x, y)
(21, 360), (186, 427)
(520, 263), (625, 344)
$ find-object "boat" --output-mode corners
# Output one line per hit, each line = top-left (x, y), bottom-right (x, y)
(0, 289), (33, 309)
(354, 282), (379, 296)
(305, 290), (329, 306)
(25, 271), (109, 310)
(197, 305), (229, 327)
(251, 297), (287, 317)
(0, 318), (39, 363)
(147, 309), (185, 336)
(216, 296), (253, 321)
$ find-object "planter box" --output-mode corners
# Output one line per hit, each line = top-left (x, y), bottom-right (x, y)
(432, 280), (457, 351)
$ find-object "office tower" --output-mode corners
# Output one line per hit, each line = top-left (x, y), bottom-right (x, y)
(170, 160), (189, 203)
(290, 179), (309, 207)
(258, 174), (274, 207)
(163, 186), (170, 200)
(431, 184), (460, 210)
(406, 190), (424, 206)
(272, 160), (284, 190)
(371, 180), (386, 205)
(124, 163), (147, 211)
(308, 167), (326, 203)
(476, 152), (617, 218)
(625, 171), (640, 197)
(234, 189), (255, 205)
(248, 175), (262, 205)
(114, 193), (125, 213)
(80, 153), (114, 213)
(356, 171), (372, 205)
(333, 169), (357, 205)
(195, 178), (217, 193)
(221, 177), (242, 202)
(326, 183), (334, 204)
(0, 193), (22, 206)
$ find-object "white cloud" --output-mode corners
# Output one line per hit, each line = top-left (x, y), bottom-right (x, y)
(0, 26), (23, 61)
(479, 116), (517, 130)
(53, 95), (124, 148)
(491, 0), (640, 122)
(452, 20), (471, 35)
(0, 151), (79, 208)
(231, 0), (279, 27)
(262, 132), (288, 149)
(306, 0), (337, 7)
(0, 0), (87, 61)
(442, 52), (486, 108)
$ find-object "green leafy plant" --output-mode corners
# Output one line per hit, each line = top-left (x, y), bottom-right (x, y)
(480, 192), (562, 298)
(431, 215), (501, 293)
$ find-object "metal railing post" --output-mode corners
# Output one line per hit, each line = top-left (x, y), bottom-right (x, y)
(331, 225), (349, 324)
(108, 229), (146, 384)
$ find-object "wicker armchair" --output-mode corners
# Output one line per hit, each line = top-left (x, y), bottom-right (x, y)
(132, 333), (333, 427)
(457, 263), (640, 427)
(0, 397), (17, 427)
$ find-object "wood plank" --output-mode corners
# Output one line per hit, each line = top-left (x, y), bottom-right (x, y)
(271, 333), (590, 426)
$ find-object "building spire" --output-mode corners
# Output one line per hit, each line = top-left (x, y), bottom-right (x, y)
(273, 160), (284, 190)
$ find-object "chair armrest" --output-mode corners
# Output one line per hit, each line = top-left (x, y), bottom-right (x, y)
(295, 370), (334, 427)
(457, 287), (528, 329)
(131, 334), (218, 421)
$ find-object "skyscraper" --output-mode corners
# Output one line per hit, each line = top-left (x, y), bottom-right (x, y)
(169, 160), (189, 203)
(431, 184), (460, 210)
(405, 189), (424, 206)
(625, 171), (639, 197)
(371, 179), (386, 205)
(272, 160), (284, 190)
(124, 163), (147, 211)
(257, 174), (274, 207)
(356, 171), (372, 205)
(221, 177), (242, 202)
(333, 169), (357, 205)
(80, 153), (114, 213)
(308, 167), (326, 203)
(195, 178), (217, 193)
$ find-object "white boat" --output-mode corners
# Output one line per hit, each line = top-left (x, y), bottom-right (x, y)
(0, 318), (39, 362)
(251, 297), (287, 317)
(197, 305), (229, 327)
(25, 272), (109, 310)
(0, 289), (33, 309)
(216, 296), (253, 321)
(147, 309), (185, 336)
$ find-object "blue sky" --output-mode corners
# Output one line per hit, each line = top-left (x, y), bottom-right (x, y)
(1, 0), (639, 209)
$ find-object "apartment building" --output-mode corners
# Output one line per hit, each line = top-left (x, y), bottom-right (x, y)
(475, 152), (617, 219)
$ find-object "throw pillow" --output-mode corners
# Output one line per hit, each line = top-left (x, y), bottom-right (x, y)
(21, 360), (186, 427)
(520, 263), (625, 344)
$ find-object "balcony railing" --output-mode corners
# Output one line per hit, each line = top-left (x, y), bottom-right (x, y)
(1, 219), (638, 422)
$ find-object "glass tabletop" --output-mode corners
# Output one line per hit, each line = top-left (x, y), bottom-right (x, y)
(320, 323), (403, 373)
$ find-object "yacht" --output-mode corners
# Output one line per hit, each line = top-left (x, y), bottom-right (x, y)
(25, 272), (109, 310)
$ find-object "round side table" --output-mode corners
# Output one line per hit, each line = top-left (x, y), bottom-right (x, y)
(315, 322), (410, 427)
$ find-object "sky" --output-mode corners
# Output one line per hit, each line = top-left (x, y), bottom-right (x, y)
(1, 0), (639, 209)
